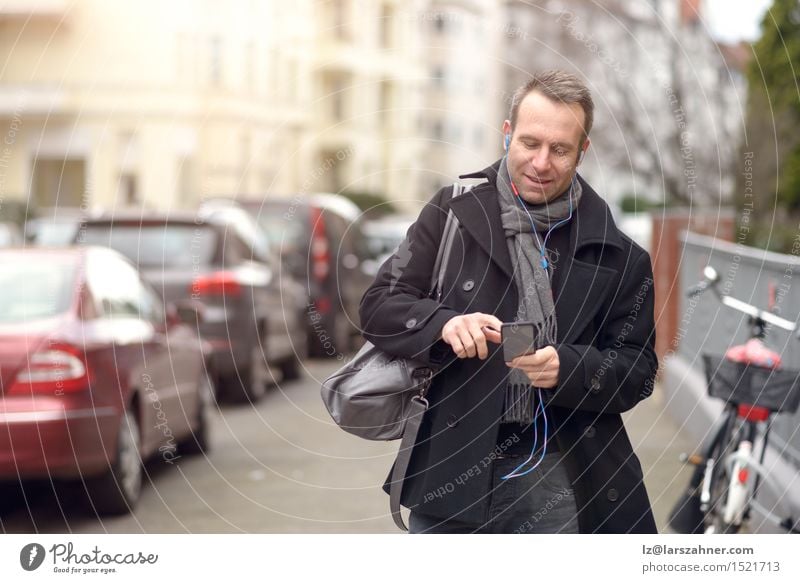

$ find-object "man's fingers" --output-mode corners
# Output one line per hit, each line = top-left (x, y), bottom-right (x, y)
(510, 347), (556, 367)
(457, 328), (476, 358)
(526, 369), (558, 388)
(442, 313), (508, 358)
(480, 314), (504, 333)
(468, 323), (489, 359)
(483, 327), (502, 344)
(444, 329), (465, 357)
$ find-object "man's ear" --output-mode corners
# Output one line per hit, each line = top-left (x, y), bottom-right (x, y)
(502, 120), (512, 151)
(577, 137), (591, 165)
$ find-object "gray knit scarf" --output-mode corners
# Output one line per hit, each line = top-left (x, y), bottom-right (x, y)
(496, 156), (582, 423)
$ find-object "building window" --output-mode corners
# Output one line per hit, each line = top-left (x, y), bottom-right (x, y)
(323, 73), (349, 122)
(268, 46), (279, 96)
(380, 80), (392, 126)
(287, 57), (298, 101)
(432, 65), (445, 88)
(209, 36), (223, 87)
(332, 0), (350, 41)
(117, 174), (139, 206)
(380, 4), (395, 49)
(319, 150), (345, 192)
(433, 12), (446, 34)
(431, 119), (444, 141)
(244, 41), (255, 92)
(31, 158), (87, 208)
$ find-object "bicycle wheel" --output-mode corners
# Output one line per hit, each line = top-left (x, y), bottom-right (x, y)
(704, 414), (745, 534)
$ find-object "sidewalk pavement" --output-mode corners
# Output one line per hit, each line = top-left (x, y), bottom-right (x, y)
(623, 382), (697, 532)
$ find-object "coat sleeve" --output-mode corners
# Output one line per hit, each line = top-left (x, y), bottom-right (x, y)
(548, 251), (658, 414)
(359, 187), (462, 366)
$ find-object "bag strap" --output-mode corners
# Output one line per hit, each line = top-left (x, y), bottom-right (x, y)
(389, 395), (427, 531)
(390, 181), (472, 531)
(430, 182), (471, 299)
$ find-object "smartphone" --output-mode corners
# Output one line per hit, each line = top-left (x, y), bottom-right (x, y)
(501, 322), (540, 361)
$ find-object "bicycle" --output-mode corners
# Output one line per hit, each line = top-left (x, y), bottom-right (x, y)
(668, 266), (800, 534)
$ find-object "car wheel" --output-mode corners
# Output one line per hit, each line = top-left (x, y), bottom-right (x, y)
(228, 330), (270, 403)
(334, 312), (353, 355)
(85, 409), (143, 516)
(180, 373), (214, 455)
(308, 310), (350, 358)
(280, 354), (302, 382)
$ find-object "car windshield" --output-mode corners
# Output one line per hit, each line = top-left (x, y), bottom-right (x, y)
(80, 223), (218, 267)
(0, 255), (77, 323)
(253, 204), (308, 251)
(26, 219), (82, 246)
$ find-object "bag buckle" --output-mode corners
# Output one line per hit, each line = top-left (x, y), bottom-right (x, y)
(412, 367), (433, 398)
(411, 394), (429, 409)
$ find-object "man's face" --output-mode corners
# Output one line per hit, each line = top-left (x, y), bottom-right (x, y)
(503, 91), (590, 205)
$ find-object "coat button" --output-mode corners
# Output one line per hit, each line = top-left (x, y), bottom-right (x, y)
(584, 425), (596, 438)
(446, 414), (459, 428)
(589, 377), (601, 393)
(405, 318), (418, 329)
(607, 488), (619, 502)
(462, 279), (475, 292)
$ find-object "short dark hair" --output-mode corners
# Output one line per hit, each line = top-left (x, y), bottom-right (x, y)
(508, 70), (594, 141)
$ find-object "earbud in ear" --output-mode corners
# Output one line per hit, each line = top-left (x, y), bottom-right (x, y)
(577, 149), (585, 165)
(504, 133), (511, 150)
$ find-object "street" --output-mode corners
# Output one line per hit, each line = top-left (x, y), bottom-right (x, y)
(0, 358), (695, 534)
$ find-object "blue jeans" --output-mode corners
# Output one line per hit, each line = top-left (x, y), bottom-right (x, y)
(408, 452), (580, 534)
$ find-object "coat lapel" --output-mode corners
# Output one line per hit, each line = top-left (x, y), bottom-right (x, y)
(447, 183), (514, 280)
(449, 163), (626, 344)
(555, 180), (625, 343)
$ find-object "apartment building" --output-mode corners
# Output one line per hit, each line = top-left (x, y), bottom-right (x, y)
(311, 0), (429, 212)
(0, 0), (314, 212)
(419, 0), (504, 195)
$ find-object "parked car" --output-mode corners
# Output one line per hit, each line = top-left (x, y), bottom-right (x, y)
(0, 247), (213, 515)
(0, 222), (23, 247)
(360, 215), (416, 277)
(24, 208), (87, 247)
(77, 205), (307, 402)
(238, 194), (373, 357)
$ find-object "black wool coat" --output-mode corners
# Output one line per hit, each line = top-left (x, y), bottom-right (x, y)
(359, 160), (659, 533)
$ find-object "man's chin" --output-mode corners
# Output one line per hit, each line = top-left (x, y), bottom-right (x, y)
(519, 189), (549, 205)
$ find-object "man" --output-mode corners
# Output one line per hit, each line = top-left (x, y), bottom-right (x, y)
(359, 70), (658, 533)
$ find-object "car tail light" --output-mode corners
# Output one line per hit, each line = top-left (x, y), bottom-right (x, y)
(9, 342), (89, 395)
(315, 296), (331, 315)
(737, 404), (770, 422)
(192, 271), (242, 297)
(310, 207), (330, 281)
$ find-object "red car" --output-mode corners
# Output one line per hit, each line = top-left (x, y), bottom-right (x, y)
(0, 247), (214, 515)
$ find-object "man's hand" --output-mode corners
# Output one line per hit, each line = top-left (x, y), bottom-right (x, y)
(507, 346), (560, 388)
(441, 313), (503, 360)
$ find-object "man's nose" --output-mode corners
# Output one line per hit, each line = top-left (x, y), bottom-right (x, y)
(529, 147), (551, 174)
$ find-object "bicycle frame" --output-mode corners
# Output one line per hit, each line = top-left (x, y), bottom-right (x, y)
(673, 266), (800, 534)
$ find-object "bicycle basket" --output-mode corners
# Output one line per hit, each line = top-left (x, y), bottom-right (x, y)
(702, 354), (800, 414)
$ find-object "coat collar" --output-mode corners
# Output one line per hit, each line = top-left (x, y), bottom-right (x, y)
(453, 160), (624, 344)
(453, 159), (624, 279)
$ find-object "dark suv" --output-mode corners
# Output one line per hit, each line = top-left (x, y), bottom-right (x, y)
(78, 205), (307, 402)
(238, 195), (372, 357)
